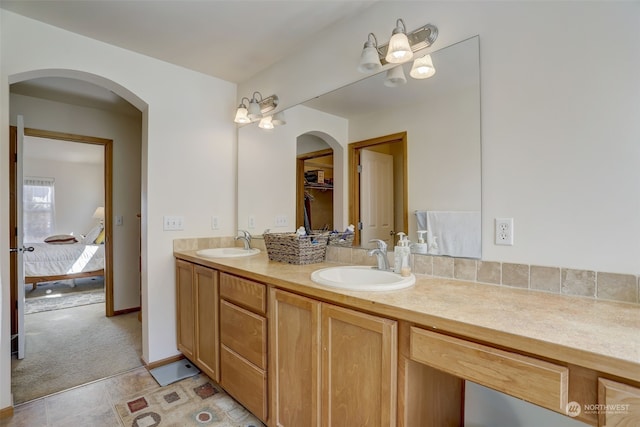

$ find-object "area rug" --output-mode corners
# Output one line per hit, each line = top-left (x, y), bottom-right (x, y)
(25, 277), (105, 314)
(115, 373), (264, 427)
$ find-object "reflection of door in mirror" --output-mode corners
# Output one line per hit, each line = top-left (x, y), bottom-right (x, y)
(350, 132), (408, 247)
(297, 133), (334, 232)
(360, 149), (394, 246)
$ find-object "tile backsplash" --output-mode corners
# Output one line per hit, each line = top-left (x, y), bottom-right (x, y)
(326, 246), (640, 305)
(174, 237), (639, 306)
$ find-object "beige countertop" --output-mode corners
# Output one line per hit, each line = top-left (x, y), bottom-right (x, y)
(174, 250), (640, 382)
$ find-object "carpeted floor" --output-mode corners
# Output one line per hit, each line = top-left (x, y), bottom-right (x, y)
(11, 302), (142, 403)
(115, 373), (264, 427)
(25, 277), (105, 314)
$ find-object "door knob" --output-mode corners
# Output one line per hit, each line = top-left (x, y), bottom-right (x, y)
(9, 246), (34, 253)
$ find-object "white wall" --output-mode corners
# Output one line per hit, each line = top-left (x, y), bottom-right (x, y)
(23, 146), (104, 238)
(241, 1), (640, 276)
(13, 93), (141, 311)
(0, 10), (237, 409)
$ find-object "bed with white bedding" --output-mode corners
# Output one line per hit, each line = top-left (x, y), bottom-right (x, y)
(24, 242), (105, 289)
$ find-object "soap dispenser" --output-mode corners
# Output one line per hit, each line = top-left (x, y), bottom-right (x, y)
(413, 230), (429, 255)
(394, 232), (411, 275)
(429, 235), (439, 255)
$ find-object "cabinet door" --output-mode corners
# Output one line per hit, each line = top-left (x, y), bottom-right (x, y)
(321, 304), (398, 427)
(598, 378), (640, 426)
(194, 265), (219, 382)
(270, 289), (321, 427)
(175, 260), (195, 360)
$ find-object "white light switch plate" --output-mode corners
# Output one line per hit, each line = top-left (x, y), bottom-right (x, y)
(163, 215), (184, 231)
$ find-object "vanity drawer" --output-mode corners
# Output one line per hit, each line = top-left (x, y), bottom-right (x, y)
(220, 272), (266, 314)
(410, 327), (568, 413)
(220, 344), (268, 422)
(598, 378), (640, 426)
(220, 300), (267, 369)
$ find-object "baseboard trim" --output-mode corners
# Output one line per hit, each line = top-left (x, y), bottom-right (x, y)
(143, 354), (185, 371)
(0, 405), (14, 419)
(113, 306), (141, 316)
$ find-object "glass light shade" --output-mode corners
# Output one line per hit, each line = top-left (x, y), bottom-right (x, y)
(385, 32), (413, 63)
(384, 66), (407, 87)
(410, 54), (436, 79)
(271, 111), (286, 126)
(234, 106), (250, 123)
(358, 44), (382, 73)
(247, 99), (262, 120)
(258, 116), (274, 130)
(92, 206), (105, 219)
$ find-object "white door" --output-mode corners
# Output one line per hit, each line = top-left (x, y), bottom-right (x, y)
(16, 115), (28, 359)
(359, 149), (394, 246)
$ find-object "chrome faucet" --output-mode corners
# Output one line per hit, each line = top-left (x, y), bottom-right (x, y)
(368, 239), (391, 271)
(235, 229), (252, 250)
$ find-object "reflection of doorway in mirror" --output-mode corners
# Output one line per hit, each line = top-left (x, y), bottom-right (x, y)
(349, 132), (407, 247)
(360, 149), (394, 246)
(296, 135), (334, 232)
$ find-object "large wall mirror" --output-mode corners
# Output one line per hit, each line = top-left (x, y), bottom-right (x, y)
(238, 35), (481, 258)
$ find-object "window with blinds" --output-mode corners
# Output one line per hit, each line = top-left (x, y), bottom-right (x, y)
(23, 177), (56, 243)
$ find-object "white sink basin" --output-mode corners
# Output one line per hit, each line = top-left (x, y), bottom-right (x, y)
(310, 266), (415, 291)
(196, 247), (260, 258)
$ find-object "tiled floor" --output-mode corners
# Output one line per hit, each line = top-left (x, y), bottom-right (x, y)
(0, 366), (200, 426)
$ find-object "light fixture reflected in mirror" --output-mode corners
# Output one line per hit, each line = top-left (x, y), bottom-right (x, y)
(409, 54), (436, 79)
(247, 92), (264, 120)
(385, 19), (412, 64)
(234, 91), (279, 125)
(234, 97), (251, 123)
(384, 65), (407, 87)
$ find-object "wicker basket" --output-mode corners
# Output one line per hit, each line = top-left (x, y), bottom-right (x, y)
(327, 232), (354, 247)
(264, 232), (329, 265)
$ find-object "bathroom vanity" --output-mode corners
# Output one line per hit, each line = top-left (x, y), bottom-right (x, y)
(174, 250), (640, 427)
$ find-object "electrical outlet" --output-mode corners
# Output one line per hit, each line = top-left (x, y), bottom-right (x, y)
(211, 216), (219, 230)
(495, 218), (514, 245)
(275, 215), (289, 227)
(163, 215), (184, 231)
(248, 215), (256, 229)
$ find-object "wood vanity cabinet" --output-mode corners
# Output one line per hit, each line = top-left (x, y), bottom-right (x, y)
(175, 260), (220, 381)
(270, 288), (398, 427)
(219, 273), (268, 423)
(598, 378), (640, 426)
(176, 260), (196, 360)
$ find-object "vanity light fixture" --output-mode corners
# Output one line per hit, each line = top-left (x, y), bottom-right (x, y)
(234, 91), (279, 124)
(409, 54), (436, 79)
(385, 19), (413, 63)
(271, 110), (286, 126)
(384, 65), (407, 87)
(258, 115), (274, 130)
(357, 33), (383, 73)
(358, 19), (438, 78)
(234, 97), (251, 124)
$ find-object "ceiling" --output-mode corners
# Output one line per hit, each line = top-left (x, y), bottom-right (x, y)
(0, 0), (377, 84)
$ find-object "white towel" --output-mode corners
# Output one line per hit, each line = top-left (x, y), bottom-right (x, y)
(415, 211), (481, 258)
